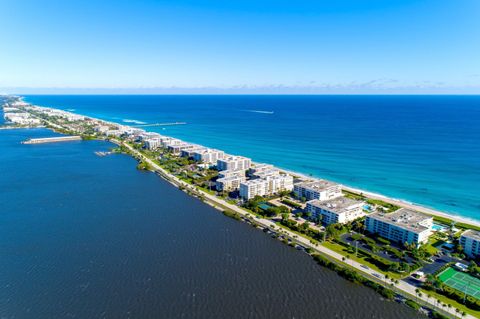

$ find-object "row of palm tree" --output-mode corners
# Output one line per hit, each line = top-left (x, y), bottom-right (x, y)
(414, 288), (467, 318)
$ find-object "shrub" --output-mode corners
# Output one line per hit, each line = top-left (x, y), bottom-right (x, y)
(405, 300), (420, 310)
(377, 236), (391, 245)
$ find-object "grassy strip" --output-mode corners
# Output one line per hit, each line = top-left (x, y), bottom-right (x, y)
(322, 241), (403, 279)
(420, 288), (480, 318)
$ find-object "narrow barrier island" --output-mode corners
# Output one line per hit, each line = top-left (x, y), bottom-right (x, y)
(2, 95), (480, 319)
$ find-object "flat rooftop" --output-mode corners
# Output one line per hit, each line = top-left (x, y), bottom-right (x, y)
(308, 196), (362, 214)
(462, 229), (480, 241)
(296, 179), (339, 191)
(368, 208), (432, 233)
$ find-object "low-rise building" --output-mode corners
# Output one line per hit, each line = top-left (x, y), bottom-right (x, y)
(365, 208), (433, 246)
(293, 180), (342, 201)
(217, 156), (251, 171)
(306, 197), (365, 225)
(460, 230), (480, 259)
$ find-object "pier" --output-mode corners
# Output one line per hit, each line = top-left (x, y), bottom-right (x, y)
(22, 136), (82, 144)
(0, 125), (45, 130)
(132, 122), (187, 128)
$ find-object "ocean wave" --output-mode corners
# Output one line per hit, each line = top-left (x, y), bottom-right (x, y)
(244, 109), (274, 114)
(122, 119), (147, 124)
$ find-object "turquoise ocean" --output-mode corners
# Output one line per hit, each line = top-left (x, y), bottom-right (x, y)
(21, 95), (480, 221)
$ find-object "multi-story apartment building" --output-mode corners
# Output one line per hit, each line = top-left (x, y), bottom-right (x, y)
(239, 179), (269, 200)
(267, 174), (294, 194)
(144, 137), (162, 150)
(249, 163), (274, 176)
(239, 174), (293, 200)
(293, 180), (342, 201)
(306, 197), (365, 225)
(217, 156), (251, 171)
(365, 208), (433, 246)
(460, 230), (480, 259)
(180, 146), (206, 158)
(216, 175), (247, 192)
(193, 148), (225, 165)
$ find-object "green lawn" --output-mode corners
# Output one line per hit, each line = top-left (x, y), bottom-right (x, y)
(321, 241), (402, 279)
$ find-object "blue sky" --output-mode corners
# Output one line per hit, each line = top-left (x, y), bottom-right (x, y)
(1, 0), (479, 94)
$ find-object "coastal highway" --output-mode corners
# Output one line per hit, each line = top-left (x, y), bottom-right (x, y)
(121, 141), (472, 319)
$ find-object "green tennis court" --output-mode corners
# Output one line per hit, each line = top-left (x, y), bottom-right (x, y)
(438, 267), (480, 299)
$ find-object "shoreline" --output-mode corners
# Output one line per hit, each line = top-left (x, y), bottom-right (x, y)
(3, 97), (478, 318)
(278, 166), (480, 228)
(18, 96), (479, 225)
(3, 97), (480, 226)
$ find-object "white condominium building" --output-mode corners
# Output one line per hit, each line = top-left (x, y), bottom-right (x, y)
(144, 137), (162, 150)
(252, 168), (280, 179)
(365, 208), (433, 246)
(306, 197), (365, 225)
(217, 156), (251, 171)
(218, 169), (245, 179)
(267, 174), (294, 194)
(193, 148), (225, 164)
(239, 179), (269, 200)
(181, 146), (206, 158)
(239, 174), (293, 200)
(216, 175), (246, 192)
(293, 180), (342, 201)
(167, 143), (197, 155)
(250, 163), (274, 175)
(161, 137), (182, 148)
(460, 230), (480, 258)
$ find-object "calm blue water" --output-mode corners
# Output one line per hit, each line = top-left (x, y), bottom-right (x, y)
(22, 95), (480, 220)
(0, 127), (422, 318)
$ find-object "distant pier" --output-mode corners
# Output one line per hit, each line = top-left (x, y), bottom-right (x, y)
(0, 125), (45, 130)
(22, 136), (82, 144)
(133, 122), (187, 128)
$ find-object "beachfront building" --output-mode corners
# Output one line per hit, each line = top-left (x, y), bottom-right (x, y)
(306, 197), (365, 225)
(193, 148), (225, 165)
(181, 146), (205, 158)
(249, 163), (274, 176)
(239, 174), (294, 200)
(252, 168), (280, 179)
(267, 174), (294, 194)
(167, 143), (198, 155)
(365, 208), (433, 246)
(216, 176), (246, 192)
(460, 230), (480, 259)
(161, 137), (182, 148)
(293, 180), (342, 201)
(145, 137), (162, 150)
(240, 179), (269, 200)
(217, 156), (251, 171)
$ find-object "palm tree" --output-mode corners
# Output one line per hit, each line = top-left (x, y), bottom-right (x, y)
(415, 288), (420, 303)
(455, 308), (460, 319)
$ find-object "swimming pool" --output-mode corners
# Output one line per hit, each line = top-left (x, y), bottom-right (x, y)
(432, 223), (447, 232)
